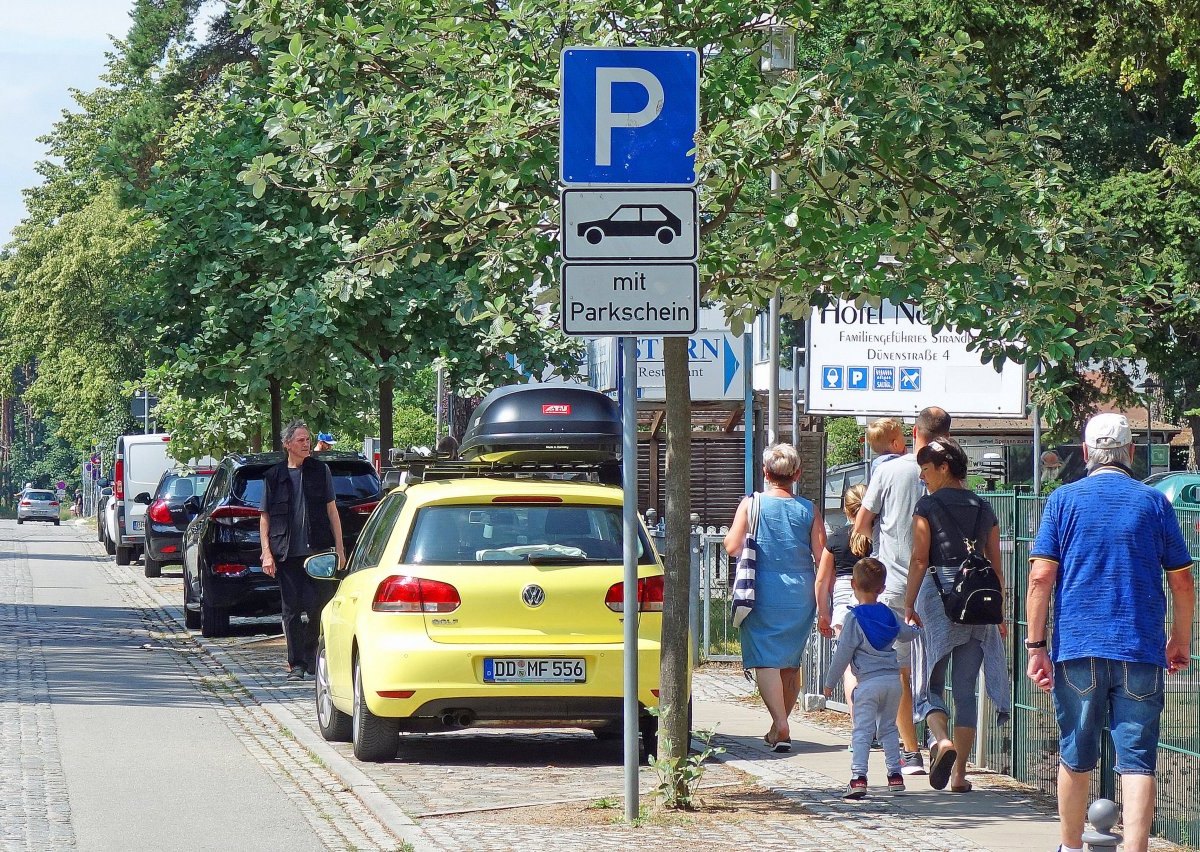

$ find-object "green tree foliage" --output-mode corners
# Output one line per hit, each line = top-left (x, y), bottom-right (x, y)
(826, 417), (865, 466)
(231, 0), (1172, 788)
(0, 191), (156, 448)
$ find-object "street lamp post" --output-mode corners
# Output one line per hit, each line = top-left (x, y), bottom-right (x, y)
(759, 21), (794, 447)
(1142, 377), (1160, 474)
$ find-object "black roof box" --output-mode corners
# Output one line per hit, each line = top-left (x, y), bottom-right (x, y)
(459, 385), (620, 464)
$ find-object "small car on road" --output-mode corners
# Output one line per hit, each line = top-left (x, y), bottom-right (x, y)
(181, 452), (382, 637)
(135, 467), (215, 578)
(305, 385), (664, 763)
(18, 489), (60, 525)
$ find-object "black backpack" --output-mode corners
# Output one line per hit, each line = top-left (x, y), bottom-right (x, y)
(927, 494), (1004, 625)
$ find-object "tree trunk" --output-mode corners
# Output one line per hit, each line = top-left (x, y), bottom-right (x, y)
(658, 336), (692, 790)
(379, 376), (395, 470)
(449, 393), (479, 441)
(1188, 414), (1200, 472)
(269, 378), (282, 451)
(250, 423), (263, 453)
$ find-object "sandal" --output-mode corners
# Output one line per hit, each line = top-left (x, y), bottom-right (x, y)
(929, 744), (957, 790)
(950, 781), (973, 793)
(764, 732), (792, 753)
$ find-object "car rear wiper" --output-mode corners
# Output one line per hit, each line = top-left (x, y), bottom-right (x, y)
(525, 553), (593, 564)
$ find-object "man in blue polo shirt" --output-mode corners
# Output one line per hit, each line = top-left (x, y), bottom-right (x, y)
(1026, 412), (1194, 852)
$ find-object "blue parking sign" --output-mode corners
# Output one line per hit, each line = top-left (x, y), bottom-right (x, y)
(561, 47), (699, 185)
(847, 367), (868, 390)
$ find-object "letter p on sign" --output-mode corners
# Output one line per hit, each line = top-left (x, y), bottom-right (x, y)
(594, 67), (664, 166)
(560, 47), (698, 186)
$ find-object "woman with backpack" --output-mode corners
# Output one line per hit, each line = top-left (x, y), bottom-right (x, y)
(902, 437), (1011, 793)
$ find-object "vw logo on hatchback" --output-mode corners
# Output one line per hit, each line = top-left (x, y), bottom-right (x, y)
(521, 584), (546, 608)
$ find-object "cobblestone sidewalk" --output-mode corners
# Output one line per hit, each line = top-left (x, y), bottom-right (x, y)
(64, 522), (1188, 852)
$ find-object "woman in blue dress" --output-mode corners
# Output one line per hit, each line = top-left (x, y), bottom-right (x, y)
(724, 443), (825, 752)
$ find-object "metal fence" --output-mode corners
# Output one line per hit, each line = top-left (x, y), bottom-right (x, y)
(666, 492), (1200, 846)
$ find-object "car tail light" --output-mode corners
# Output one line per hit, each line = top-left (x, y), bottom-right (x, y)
(210, 505), (260, 523)
(212, 563), (249, 576)
(372, 576), (461, 613)
(605, 576), (665, 612)
(161, 545), (178, 554)
(19, 500), (30, 507)
(49, 501), (59, 507)
(350, 501), (379, 515)
(148, 499), (173, 524)
(114, 458), (124, 500)
(377, 690), (415, 699)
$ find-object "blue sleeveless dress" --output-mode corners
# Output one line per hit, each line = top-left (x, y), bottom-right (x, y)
(739, 494), (818, 669)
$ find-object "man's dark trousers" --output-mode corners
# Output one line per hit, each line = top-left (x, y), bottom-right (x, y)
(278, 555), (321, 672)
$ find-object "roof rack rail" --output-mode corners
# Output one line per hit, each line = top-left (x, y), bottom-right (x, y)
(397, 456), (622, 486)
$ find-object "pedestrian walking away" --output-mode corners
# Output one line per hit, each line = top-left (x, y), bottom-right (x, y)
(851, 405), (950, 774)
(1026, 412), (1195, 852)
(904, 436), (1011, 793)
(724, 443), (826, 753)
(823, 557), (920, 799)
(816, 483), (869, 715)
(259, 420), (346, 680)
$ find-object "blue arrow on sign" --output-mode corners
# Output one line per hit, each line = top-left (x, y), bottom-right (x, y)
(723, 336), (740, 395)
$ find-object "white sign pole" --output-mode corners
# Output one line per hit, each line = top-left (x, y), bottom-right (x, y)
(620, 336), (640, 821)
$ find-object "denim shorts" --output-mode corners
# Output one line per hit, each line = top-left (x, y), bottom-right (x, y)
(1053, 657), (1164, 775)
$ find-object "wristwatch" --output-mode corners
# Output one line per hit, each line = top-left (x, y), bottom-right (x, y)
(1024, 639), (1047, 650)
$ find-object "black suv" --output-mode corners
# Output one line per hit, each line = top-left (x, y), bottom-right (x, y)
(136, 467), (215, 578)
(181, 452), (382, 637)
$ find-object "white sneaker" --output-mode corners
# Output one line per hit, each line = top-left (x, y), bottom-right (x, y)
(900, 750), (927, 775)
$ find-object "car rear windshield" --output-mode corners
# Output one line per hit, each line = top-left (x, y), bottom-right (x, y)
(233, 463), (380, 507)
(26, 491), (55, 501)
(327, 463), (382, 501)
(157, 473), (214, 501)
(404, 504), (654, 565)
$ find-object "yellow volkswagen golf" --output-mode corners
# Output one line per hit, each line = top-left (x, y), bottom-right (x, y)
(305, 386), (665, 762)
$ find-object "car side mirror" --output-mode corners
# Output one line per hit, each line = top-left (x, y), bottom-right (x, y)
(182, 496), (201, 515)
(99, 479), (111, 488)
(133, 492), (152, 505)
(304, 551), (339, 580)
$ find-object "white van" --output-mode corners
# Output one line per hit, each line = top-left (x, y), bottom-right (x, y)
(110, 434), (178, 566)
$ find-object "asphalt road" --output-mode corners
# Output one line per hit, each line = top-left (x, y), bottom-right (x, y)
(0, 518), (397, 851)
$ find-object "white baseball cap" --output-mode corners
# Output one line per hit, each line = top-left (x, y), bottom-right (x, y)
(1084, 412), (1132, 449)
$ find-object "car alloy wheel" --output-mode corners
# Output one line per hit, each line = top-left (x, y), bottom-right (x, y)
(315, 638), (351, 742)
(351, 659), (399, 762)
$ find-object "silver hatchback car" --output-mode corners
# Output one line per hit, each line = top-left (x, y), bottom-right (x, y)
(18, 489), (60, 525)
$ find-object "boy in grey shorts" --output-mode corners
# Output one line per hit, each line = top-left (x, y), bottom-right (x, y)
(823, 557), (920, 799)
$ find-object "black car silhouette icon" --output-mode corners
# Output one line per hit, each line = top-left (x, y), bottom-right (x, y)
(578, 204), (683, 245)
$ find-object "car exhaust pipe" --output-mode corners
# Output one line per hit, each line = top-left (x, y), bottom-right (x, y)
(438, 710), (475, 728)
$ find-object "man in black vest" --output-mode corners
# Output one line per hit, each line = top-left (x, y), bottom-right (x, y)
(259, 420), (345, 680)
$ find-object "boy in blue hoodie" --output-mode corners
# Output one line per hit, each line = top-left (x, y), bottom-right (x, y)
(823, 557), (920, 799)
